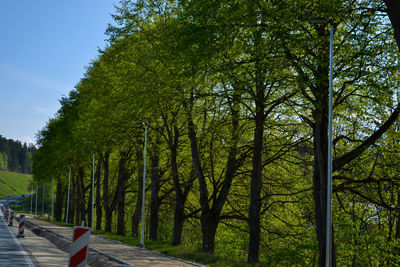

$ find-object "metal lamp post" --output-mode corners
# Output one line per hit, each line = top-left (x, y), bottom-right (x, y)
(309, 17), (334, 267)
(139, 122), (148, 248)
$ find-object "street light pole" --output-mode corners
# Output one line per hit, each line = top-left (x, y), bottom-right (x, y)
(140, 122), (148, 248)
(326, 22), (334, 267)
(309, 17), (334, 267)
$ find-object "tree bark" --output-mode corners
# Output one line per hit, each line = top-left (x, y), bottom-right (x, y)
(88, 166), (93, 228)
(384, 0), (400, 52)
(278, 5), (400, 265)
(200, 212), (218, 253)
(149, 142), (161, 240)
(55, 179), (63, 222)
(74, 174), (80, 225)
(68, 173), (75, 224)
(312, 106), (330, 267)
(95, 155), (103, 230)
(77, 167), (86, 226)
(103, 150), (113, 232)
(184, 89), (240, 253)
(132, 149), (143, 237)
(166, 124), (188, 246)
(247, 59), (265, 264)
(116, 152), (128, 236)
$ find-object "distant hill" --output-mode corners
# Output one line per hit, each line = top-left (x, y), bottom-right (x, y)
(0, 135), (36, 174)
(0, 170), (33, 198)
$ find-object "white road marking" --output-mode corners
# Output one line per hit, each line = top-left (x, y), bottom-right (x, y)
(1, 214), (35, 266)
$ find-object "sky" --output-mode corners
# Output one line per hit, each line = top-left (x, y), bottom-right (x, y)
(0, 0), (119, 145)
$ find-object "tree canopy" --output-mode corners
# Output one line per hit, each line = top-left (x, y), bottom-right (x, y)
(31, 1), (400, 266)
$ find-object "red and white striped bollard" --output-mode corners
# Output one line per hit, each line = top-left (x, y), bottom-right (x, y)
(68, 226), (90, 267)
(17, 214), (25, 237)
(8, 211), (14, 226)
(4, 209), (9, 223)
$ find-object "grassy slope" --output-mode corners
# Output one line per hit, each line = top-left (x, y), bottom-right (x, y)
(0, 170), (32, 198)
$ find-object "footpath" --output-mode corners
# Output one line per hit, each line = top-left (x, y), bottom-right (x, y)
(25, 217), (205, 267)
(8, 219), (69, 266)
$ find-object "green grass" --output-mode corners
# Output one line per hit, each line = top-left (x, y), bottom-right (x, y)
(94, 231), (253, 266)
(91, 230), (252, 266)
(0, 170), (32, 198)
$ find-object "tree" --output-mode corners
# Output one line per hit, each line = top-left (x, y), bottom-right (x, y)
(278, 1), (400, 265)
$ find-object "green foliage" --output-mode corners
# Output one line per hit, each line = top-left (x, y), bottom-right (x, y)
(31, 0), (400, 265)
(0, 135), (35, 174)
(0, 152), (7, 170)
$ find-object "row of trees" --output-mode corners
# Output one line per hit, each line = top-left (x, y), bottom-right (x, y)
(0, 135), (35, 173)
(33, 0), (400, 265)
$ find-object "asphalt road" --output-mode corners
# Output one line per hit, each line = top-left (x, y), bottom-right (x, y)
(0, 209), (35, 266)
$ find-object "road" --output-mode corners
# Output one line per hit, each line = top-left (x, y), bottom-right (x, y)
(0, 208), (35, 266)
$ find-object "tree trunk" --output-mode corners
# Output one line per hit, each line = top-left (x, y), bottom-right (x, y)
(78, 167), (86, 226)
(247, 72), (265, 264)
(132, 149), (143, 237)
(395, 190), (400, 239)
(185, 99), (212, 252)
(168, 125), (186, 245)
(184, 89), (240, 254)
(117, 152), (128, 236)
(384, 0), (400, 52)
(313, 115), (329, 267)
(149, 146), (160, 240)
(96, 155), (103, 230)
(173, 195), (185, 245)
(74, 175), (80, 225)
(103, 150), (113, 232)
(173, 169), (196, 246)
(88, 167), (93, 228)
(68, 174), (75, 224)
(201, 212), (218, 253)
(55, 179), (63, 222)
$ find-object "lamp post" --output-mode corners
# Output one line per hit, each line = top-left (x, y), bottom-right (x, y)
(139, 122), (148, 248)
(309, 17), (334, 267)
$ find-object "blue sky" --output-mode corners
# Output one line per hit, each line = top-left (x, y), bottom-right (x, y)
(0, 0), (119, 145)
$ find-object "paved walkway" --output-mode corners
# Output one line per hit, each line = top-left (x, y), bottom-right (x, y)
(0, 208), (68, 267)
(0, 215), (36, 266)
(26, 217), (205, 267)
(8, 221), (69, 266)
